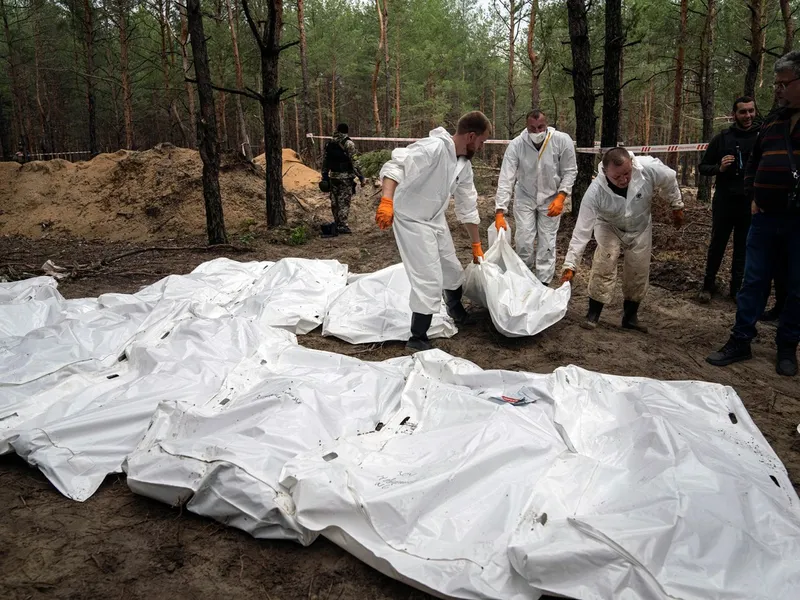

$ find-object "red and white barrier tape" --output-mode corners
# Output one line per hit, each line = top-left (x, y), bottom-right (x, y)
(305, 133), (710, 154)
(574, 142), (710, 154)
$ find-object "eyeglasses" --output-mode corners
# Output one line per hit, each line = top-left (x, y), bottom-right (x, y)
(774, 77), (800, 91)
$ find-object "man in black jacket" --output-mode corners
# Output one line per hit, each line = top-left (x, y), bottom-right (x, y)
(707, 52), (800, 377)
(697, 96), (758, 303)
(321, 123), (365, 235)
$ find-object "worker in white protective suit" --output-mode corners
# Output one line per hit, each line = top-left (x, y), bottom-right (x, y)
(494, 109), (578, 283)
(560, 147), (685, 332)
(376, 111), (491, 351)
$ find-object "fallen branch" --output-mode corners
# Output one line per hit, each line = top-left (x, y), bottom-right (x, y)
(95, 244), (244, 268)
(288, 193), (313, 212)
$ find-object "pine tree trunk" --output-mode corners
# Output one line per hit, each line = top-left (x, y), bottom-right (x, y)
(383, 0), (391, 131)
(744, 0), (765, 98)
(241, 0), (287, 228)
(527, 0), (540, 109)
(780, 0), (795, 54)
(296, 0), (314, 161)
(118, 1), (134, 149)
(619, 46), (626, 142)
(567, 0), (596, 211)
(294, 97), (300, 151)
(601, 0), (622, 149)
(0, 92), (12, 160)
(179, 5), (197, 148)
(83, 0), (98, 155)
(316, 78), (324, 137)
(668, 0), (688, 170)
(226, 0), (252, 159)
(394, 25), (401, 134)
(33, 0), (51, 154)
(371, 0), (384, 135)
(331, 60), (337, 131)
(187, 0), (228, 245)
(506, 0), (516, 137)
(698, 0), (717, 203)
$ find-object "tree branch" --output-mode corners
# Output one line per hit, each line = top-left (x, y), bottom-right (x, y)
(279, 39), (300, 53)
(186, 77), (262, 101)
(240, 0), (265, 51)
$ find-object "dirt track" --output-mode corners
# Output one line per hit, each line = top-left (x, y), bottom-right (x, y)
(1, 184), (799, 600)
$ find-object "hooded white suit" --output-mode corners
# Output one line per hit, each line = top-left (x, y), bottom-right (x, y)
(563, 154), (683, 304)
(379, 128), (480, 315)
(495, 127), (578, 283)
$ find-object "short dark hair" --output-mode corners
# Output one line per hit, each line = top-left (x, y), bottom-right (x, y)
(456, 111), (492, 136)
(526, 109), (546, 121)
(732, 96), (754, 113)
(602, 147), (631, 169)
(337, 123), (349, 134)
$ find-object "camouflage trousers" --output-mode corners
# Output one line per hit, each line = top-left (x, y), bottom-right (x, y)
(330, 178), (354, 228)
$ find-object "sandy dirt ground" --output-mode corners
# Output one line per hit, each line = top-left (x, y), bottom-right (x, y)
(1, 153), (798, 600)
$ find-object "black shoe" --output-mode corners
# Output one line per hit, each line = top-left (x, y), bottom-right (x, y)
(337, 225), (352, 234)
(320, 222), (338, 238)
(776, 343), (798, 377)
(706, 337), (752, 366)
(443, 287), (474, 325)
(760, 306), (781, 322)
(406, 312), (433, 351)
(580, 298), (603, 330)
(621, 300), (648, 333)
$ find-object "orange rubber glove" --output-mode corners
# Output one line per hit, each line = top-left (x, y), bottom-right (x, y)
(672, 209), (685, 230)
(495, 211), (508, 231)
(472, 242), (484, 264)
(375, 196), (394, 230)
(547, 192), (567, 217)
(561, 268), (575, 284)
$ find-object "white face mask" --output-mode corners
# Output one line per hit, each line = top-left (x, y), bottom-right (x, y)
(530, 130), (547, 144)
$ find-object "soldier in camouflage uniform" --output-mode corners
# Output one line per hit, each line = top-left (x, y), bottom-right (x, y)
(321, 123), (365, 234)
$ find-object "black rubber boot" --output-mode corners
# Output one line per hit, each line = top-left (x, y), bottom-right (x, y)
(580, 298), (604, 330)
(443, 286), (474, 325)
(406, 313), (433, 351)
(776, 342), (798, 377)
(621, 300), (648, 333)
(706, 336), (753, 366)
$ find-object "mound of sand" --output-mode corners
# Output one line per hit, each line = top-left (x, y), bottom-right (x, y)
(254, 148), (321, 193)
(0, 145), (322, 242)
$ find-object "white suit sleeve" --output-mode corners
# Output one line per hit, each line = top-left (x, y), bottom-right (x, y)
(379, 139), (437, 186)
(557, 136), (578, 196)
(648, 160), (683, 210)
(494, 141), (519, 212)
(453, 163), (480, 225)
(563, 185), (599, 270)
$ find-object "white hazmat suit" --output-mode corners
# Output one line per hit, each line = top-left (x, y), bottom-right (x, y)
(563, 154), (683, 304)
(495, 127), (577, 283)
(379, 127), (480, 315)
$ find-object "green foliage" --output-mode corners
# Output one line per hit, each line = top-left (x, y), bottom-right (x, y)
(1, 0), (797, 159)
(238, 232), (256, 246)
(288, 225), (309, 246)
(357, 150), (392, 178)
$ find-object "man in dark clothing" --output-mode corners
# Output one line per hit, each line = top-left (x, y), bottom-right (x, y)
(697, 96), (758, 302)
(706, 51), (800, 377)
(321, 123), (365, 234)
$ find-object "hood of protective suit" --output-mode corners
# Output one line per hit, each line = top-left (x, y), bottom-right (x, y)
(596, 151), (642, 197)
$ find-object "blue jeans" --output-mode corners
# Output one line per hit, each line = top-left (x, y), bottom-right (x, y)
(732, 212), (800, 345)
